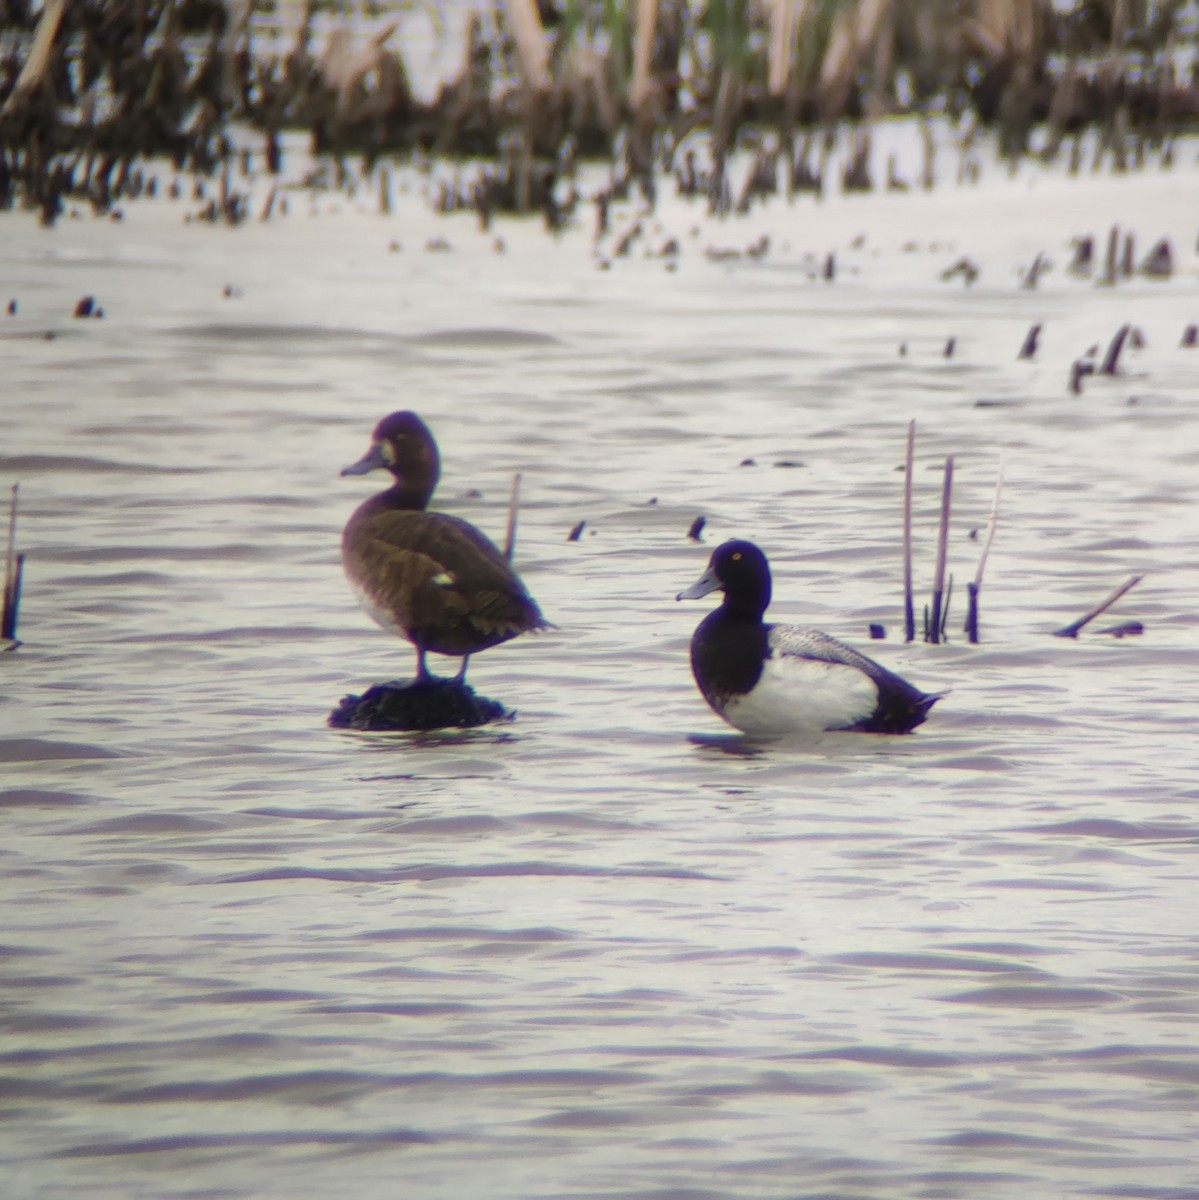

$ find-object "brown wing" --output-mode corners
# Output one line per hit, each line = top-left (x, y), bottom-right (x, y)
(349, 511), (546, 655)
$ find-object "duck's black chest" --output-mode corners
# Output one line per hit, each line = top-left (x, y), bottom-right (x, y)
(690, 611), (771, 707)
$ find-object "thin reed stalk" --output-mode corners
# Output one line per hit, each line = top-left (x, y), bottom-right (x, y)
(2, 485), (22, 644)
(928, 456), (953, 643)
(965, 452), (1004, 643)
(767, 0), (803, 96)
(902, 420), (915, 642)
(504, 473), (522, 562)
(502, 0), (549, 90)
(1, 0), (67, 116)
(940, 574), (953, 641)
(1099, 224), (1119, 285)
(629, 0), (658, 114)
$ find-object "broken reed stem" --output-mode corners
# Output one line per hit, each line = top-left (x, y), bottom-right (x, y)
(1, 553), (24, 643)
(1100, 323), (1130, 375)
(965, 581), (980, 644)
(2, 485), (21, 643)
(1053, 574), (1144, 638)
(902, 420), (915, 642)
(966, 452), (1006, 644)
(928, 455), (953, 643)
(1100, 224), (1119, 284)
(259, 183), (277, 221)
(503, 472), (522, 562)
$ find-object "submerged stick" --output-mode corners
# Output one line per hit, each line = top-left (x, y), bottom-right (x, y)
(503, 472), (521, 562)
(1053, 574), (1144, 638)
(965, 453), (1005, 644)
(928, 456), (953, 643)
(902, 420), (915, 642)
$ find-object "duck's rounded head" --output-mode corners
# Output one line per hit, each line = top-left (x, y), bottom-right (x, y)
(677, 539), (772, 618)
(341, 411), (441, 508)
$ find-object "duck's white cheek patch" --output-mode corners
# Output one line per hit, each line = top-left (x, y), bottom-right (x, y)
(723, 655), (879, 735)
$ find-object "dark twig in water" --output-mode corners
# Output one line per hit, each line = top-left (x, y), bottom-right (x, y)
(1018, 323), (1041, 360)
(2, 484), (23, 645)
(568, 520), (585, 542)
(1100, 324), (1131, 375)
(503, 472), (521, 562)
(1021, 252), (1048, 289)
(902, 420), (916, 643)
(1069, 351), (1097, 393)
(940, 574), (953, 641)
(1096, 621), (1143, 637)
(1053, 574), (1144, 638)
(687, 515), (706, 541)
(928, 456), (953, 644)
(965, 454), (1005, 644)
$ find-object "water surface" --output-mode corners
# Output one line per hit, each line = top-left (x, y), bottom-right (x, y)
(3, 138), (1199, 1199)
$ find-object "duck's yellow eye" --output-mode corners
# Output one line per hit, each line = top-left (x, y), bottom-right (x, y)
(731, 552), (742, 561)
(380, 441), (396, 465)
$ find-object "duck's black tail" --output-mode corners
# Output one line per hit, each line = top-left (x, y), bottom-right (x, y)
(857, 683), (943, 734)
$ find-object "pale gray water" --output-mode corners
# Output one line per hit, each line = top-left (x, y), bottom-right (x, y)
(2, 139), (1199, 1199)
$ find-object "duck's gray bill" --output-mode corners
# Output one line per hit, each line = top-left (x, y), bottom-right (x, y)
(340, 444), (388, 477)
(676, 565), (719, 602)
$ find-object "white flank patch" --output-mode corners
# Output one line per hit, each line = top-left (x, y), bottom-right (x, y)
(350, 580), (407, 638)
(721, 653), (878, 736)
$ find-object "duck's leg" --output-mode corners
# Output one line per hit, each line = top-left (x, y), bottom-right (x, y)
(414, 645), (432, 683)
(453, 655), (471, 684)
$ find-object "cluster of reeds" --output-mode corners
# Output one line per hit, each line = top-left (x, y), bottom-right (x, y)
(0, 0), (1195, 218)
(899, 420), (1144, 645)
(902, 421), (1003, 646)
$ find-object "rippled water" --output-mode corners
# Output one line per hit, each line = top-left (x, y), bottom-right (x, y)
(3, 134), (1199, 1198)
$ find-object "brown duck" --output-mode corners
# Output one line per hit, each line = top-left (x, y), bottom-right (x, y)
(341, 411), (548, 682)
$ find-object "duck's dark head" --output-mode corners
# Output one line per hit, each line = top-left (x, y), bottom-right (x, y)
(341, 411), (441, 509)
(677, 539), (772, 619)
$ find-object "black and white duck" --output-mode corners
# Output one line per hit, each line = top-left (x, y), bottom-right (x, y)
(678, 540), (940, 736)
